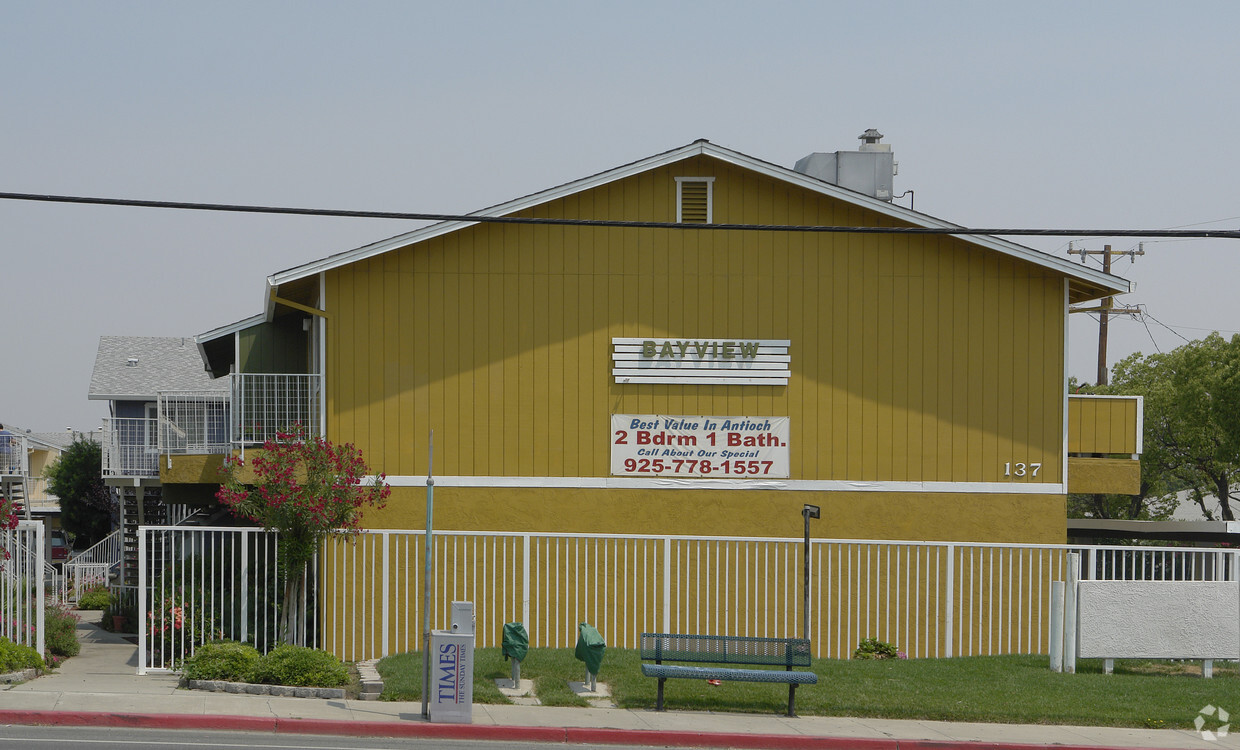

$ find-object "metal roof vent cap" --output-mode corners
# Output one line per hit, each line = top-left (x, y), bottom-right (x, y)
(858, 129), (890, 152)
(126, 357), (139, 367)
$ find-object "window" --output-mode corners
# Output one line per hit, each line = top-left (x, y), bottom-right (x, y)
(675, 177), (714, 224)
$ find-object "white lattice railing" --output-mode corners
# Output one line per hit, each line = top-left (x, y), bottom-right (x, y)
(135, 527), (1240, 673)
(147, 375), (322, 459)
(102, 418), (160, 477)
(0, 433), (28, 477)
(158, 391), (231, 455)
(230, 373), (322, 445)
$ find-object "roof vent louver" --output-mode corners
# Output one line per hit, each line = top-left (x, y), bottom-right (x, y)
(675, 177), (714, 223)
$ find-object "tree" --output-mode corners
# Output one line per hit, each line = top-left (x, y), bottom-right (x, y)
(1085, 333), (1240, 522)
(45, 438), (113, 547)
(216, 427), (390, 644)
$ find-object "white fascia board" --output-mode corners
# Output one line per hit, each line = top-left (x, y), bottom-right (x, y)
(196, 313), (267, 344)
(195, 312), (267, 372)
(265, 142), (715, 289)
(263, 140), (1128, 298)
(89, 393), (157, 402)
(698, 143), (1130, 297)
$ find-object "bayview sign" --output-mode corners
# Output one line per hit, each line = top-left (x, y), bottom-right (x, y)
(612, 337), (790, 385)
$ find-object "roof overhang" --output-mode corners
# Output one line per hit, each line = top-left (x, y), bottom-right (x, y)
(88, 392), (158, 402)
(195, 313), (265, 379)
(1068, 518), (1240, 544)
(262, 140), (1130, 304)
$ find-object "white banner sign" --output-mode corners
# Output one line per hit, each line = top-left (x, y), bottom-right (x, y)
(611, 415), (790, 478)
(612, 338), (790, 385)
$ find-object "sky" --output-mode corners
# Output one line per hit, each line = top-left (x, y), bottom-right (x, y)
(3, 1), (1239, 432)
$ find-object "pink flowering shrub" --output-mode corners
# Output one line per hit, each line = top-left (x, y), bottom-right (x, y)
(147, 588), (221, 668)
(216, 425), (389, 644)
(0, 493), (18, 567)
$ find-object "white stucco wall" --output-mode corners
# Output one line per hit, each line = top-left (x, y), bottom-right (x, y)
(1076, 580), (1240, 659)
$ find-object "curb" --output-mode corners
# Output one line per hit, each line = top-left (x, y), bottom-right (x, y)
(184, 679), (345, 699)
(0, 710), (1180, 750)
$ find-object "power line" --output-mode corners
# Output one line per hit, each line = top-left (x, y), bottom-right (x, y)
(1140, 308), (1194, 345)
(3, 191), (1240, 238)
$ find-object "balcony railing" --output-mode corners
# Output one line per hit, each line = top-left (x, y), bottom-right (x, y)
(157, 391), (231, 455)
(122, 374), (323, 459)
(0, 433), (28, 477)
(1067, 394), (1143, 457)
(101, 418), (160, 477)
(230, 373), (322, 446)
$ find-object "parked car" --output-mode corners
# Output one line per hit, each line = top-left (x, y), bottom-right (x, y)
(49, 529), (69, 568)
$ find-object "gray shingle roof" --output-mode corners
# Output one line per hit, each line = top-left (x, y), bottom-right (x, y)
(89, 336), (228, 400)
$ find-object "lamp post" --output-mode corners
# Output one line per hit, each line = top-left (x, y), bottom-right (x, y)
(421, 431), (434, 720)
(802, 504), (820, 641)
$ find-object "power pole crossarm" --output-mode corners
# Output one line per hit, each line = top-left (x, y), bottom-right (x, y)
(1066, 243), (1145, 386)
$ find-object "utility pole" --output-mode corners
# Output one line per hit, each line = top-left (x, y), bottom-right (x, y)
(1067, 243), (1144, 386)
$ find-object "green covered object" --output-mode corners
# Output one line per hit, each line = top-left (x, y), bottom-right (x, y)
(574, 622), (606, 675)
(502, 622), (528, 662)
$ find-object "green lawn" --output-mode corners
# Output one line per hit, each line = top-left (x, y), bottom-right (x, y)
(377, 647), (1237, 730)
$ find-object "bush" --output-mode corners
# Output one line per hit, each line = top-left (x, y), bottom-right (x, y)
(147, 587), (222, 667)
(0, 637), (44, 673)
(182, 640), (262, 682)
(76, 586), (113, 611)
(854, 637), (900, 660)
(253, 644), (349, 687)
(45, 605), (80, 659)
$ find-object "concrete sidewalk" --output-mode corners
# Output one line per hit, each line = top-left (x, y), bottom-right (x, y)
(0, 611), (1235, 750)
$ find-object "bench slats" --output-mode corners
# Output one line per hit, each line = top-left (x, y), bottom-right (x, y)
(640, 632), (817, 717)
(642, 663), (818, 685)
(640, 632), (812, 667)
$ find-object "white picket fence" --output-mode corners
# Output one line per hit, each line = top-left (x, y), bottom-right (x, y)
(133, 525), (1239, 673)
(0, 521), (46, 655)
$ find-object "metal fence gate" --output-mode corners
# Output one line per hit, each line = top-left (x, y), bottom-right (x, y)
(1, 521), (46, 655)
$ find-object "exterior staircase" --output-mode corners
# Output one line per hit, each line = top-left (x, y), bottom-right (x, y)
(119, 485), (166, 586)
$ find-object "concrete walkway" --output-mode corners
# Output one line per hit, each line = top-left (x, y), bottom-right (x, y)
(1, 611), (1235, 749)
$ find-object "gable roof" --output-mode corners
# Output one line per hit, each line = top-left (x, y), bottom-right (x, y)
(89, 336), (228, 401)
(257, 140), (1128, 317)
(0, 423), (69, 450)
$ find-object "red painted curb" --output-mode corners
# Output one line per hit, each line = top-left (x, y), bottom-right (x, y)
(567, 727), (898, 748)
(0, 710), (565, 741)
(0, 711), (1186, 750)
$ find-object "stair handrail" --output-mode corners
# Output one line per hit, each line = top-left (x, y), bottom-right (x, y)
(68, 528), (123, 567)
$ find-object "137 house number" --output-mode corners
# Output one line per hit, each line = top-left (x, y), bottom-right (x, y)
(1004, 462), (1042, 478)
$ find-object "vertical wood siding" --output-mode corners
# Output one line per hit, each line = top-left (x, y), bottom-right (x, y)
(1067, 396), (1140, 455)
(325, 156), (1065, 484)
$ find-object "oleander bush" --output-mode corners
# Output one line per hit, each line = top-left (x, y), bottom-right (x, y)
(45, 605), (81, 659)
(182, 640), (263, 682)
(252, 644), (349, 687)
(0, 636), (45, 673)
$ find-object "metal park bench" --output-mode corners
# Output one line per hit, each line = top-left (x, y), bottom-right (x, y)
(639, 633), (818, 717)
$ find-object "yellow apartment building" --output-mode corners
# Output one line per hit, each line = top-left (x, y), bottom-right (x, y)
(174, 138), (1139, 546)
